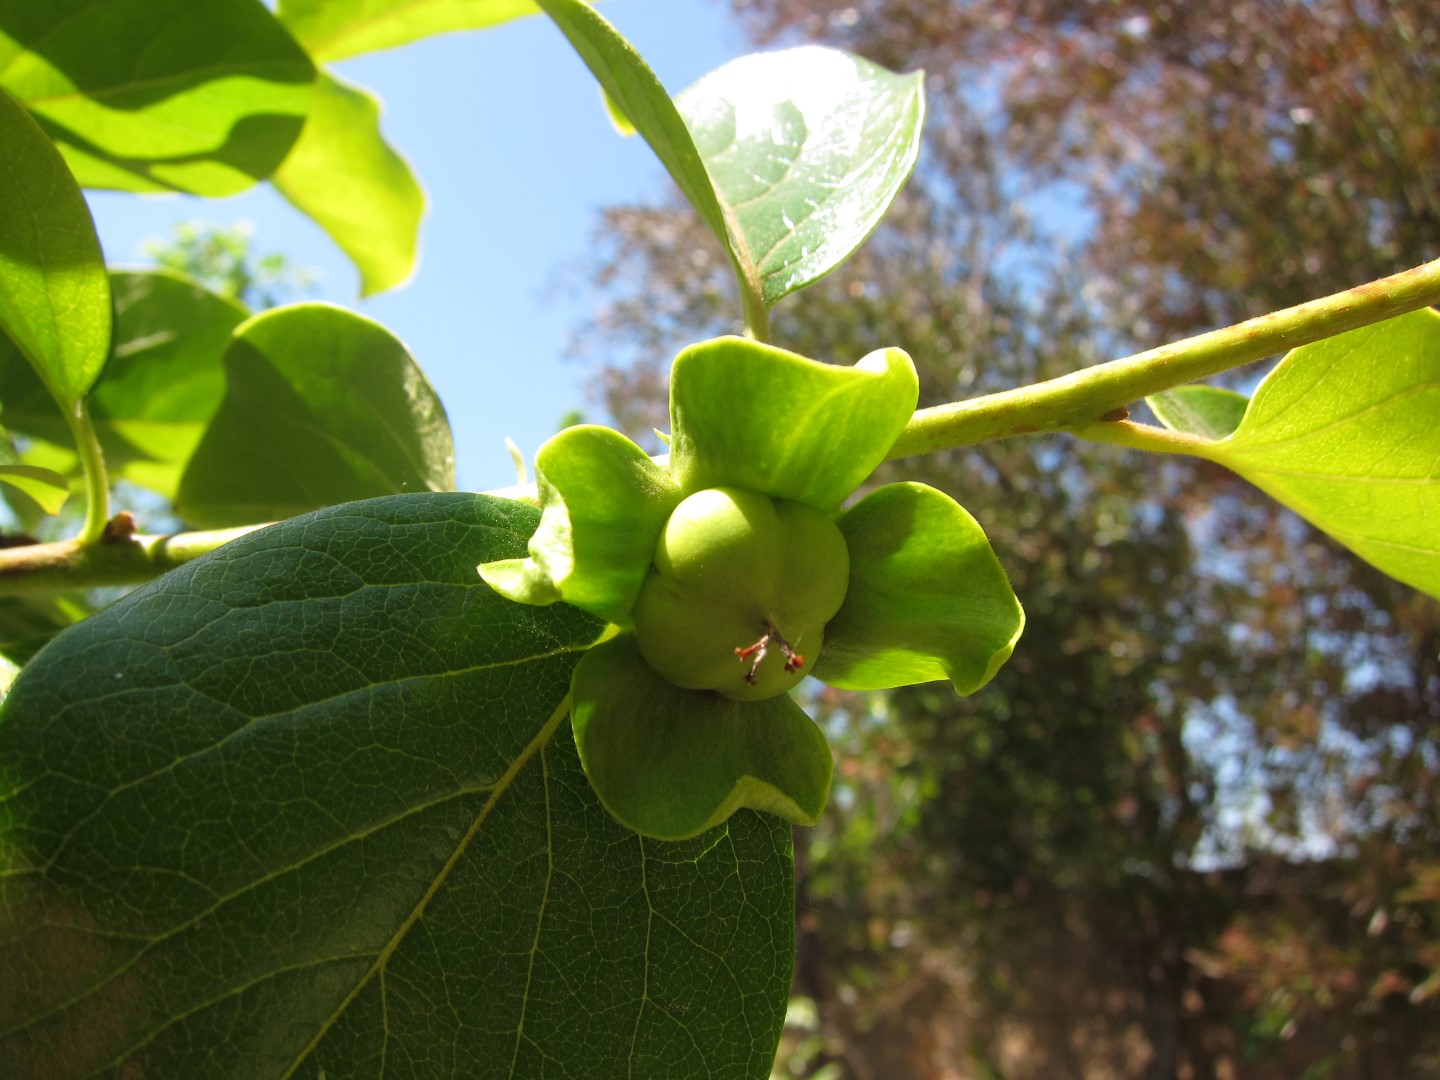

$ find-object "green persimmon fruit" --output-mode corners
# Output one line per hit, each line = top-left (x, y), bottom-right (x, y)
(632, 486), (850, 701)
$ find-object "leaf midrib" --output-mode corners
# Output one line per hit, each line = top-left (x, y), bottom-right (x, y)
(11, 691), (578, 1076)
(281, 693), (575, 1079)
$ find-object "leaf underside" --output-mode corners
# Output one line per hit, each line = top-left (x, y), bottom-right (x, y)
(0, 493), (794, 1079)
(1147, 384), (1249, 441)
(0, 85), (110, 408)
(0, 0), (314, 196)
(1203, 309), (1440, 600)
(273, 72), (425, 297)
(279, 0), (540, 63)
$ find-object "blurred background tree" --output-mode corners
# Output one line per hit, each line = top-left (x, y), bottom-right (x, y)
(142, 220), (317, 311)
(566, 1), (1440, 1076)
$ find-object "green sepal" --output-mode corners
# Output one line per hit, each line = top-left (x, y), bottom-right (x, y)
(571, 634), (833, 840)
(480, 425), (680, 625)
(669, 337), (918, 513)
(813, 482), (1024, 694)
(476, 556), (562, 606)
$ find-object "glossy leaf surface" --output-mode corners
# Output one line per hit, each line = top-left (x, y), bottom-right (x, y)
(0, 494), (795, 1078)
(1191, 310), (1440, 599)
(0, 0), (313, 195)
(280, 0), (539, 62)
(0, 86), (109, 408)
(815, 482), (1025, 693)
(273, 72), (424, 296)
(678, 46), (925, 306)
(176, 303), (455, 527)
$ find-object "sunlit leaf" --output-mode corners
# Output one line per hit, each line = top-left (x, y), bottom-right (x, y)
(0, 453), (68, 517)
(677, 47), (924, 306)
(273, 72), (425, 296)
(279, 0), (539, 62)
(0, 0), (313, 195)
(175, 303), (455, 527)
(0, 86), (110, 409)
(0, 416), (68, 515)
(0, 270), (249, 501)
(600, 84), (637, 137)
(532, 0), (733, 270)
(1188, 310), (1440, 599)
(0, 493), (794, 1077)
(1149, 385), (1249, 440)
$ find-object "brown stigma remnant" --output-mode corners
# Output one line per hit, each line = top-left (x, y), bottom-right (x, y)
(735, 621), (806, 685)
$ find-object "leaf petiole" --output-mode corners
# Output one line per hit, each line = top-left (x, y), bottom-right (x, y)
(1069, 418), (1219, 458)
(66, 399), (111, 546)
(887, 256), (1440, 459)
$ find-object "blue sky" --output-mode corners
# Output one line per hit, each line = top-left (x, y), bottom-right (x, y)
(86, 0), (750, 493)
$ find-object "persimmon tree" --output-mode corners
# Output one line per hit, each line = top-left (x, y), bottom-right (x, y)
(0, 2), (1436, 1077)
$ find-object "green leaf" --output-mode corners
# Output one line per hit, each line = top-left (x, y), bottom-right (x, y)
(0, 424), (68, 516)
(0, 457), (68, 517)
(93, 271), (251, 496)
(0, 593), (91, 665)
(815, 482), (1025, 693)
(600, 85), (637, 137)
(1193, 309), (1440, 600)
(677, 46), (925, 306)
(1148, 385), (1249, 440)
(279, 0), (540, 62)
(175, 303), (455, 527)
(669, 336), (919, 512)
(480, 424), (680, 624)
(0, 85), (110, 408)
(571, 633), (832, 840)
(0, 270), (250, 500)
(273, 72), (425, 297)
(0, 493), (794, 1077)
(531, 0), (733, 275)
(0, 0), (314, 196)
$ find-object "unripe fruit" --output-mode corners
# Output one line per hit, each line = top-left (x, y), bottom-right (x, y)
(633, 486), (850, 701)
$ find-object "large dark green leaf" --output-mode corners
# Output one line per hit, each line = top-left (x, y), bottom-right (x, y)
(273, 72), (425, 297)
(280, 0), (540, 62)
(0, 0), (314, 195)
(677, 47), (925, 306)
(0, 270), (249, 500)
(175, 303), (455, 528)
(0, 86), (109, 409)
(0, 493), (795, 1078)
